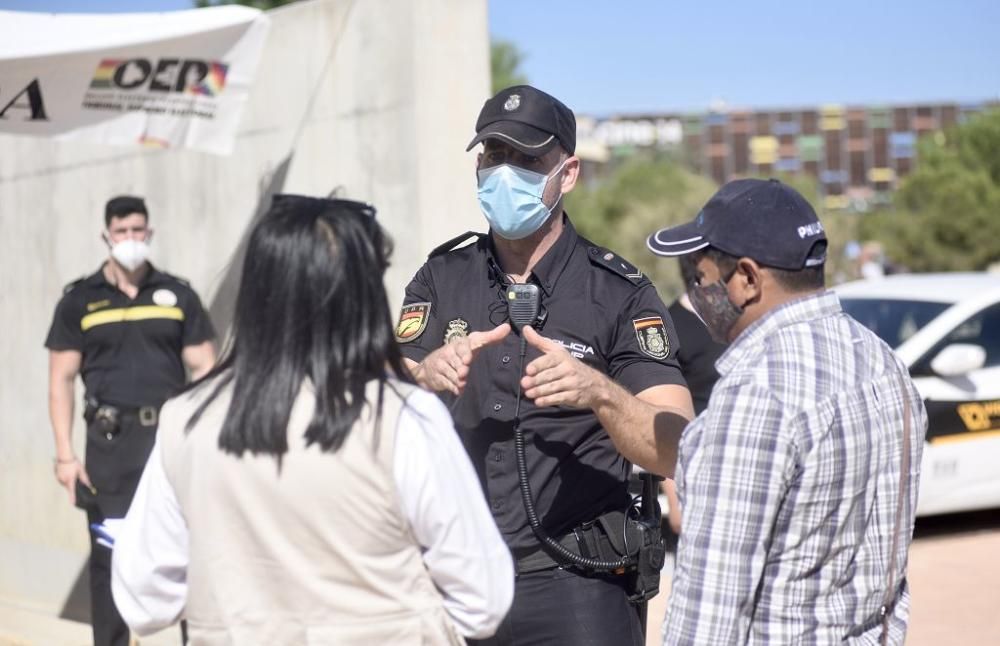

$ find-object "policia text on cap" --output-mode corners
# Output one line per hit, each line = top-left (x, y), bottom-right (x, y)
(396, 85), (694, 645)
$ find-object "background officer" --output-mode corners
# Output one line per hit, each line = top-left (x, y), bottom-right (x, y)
(397, 85), (694, 645)
(661, 260), (728, 536)
(45, 195), (216, 646)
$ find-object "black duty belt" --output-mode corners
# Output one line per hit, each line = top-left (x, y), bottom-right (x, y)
(121, 405), (160, 427)
(512, 508), (649, 576)
(513, 523), (631, 575)
(512, 533), (583, 574)
(87, 402), (160, 428)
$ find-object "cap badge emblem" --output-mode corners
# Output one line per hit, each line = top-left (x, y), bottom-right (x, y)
(504, 94), (521, 111)
(444, 318), (470, 344)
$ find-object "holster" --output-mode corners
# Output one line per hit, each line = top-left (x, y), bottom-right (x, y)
(514, 508), (666, 603)
(574, 510), (641, 562)
(625, 519), (665, 604)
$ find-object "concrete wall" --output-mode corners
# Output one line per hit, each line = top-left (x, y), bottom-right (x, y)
(0, 0), (489, 616)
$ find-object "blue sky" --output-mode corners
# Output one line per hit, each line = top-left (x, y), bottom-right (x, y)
(4, 0), (997, 115)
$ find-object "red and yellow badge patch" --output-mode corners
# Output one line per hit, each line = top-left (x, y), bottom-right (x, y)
(395, 302), (431, 343)
(633, 316), (670, 360)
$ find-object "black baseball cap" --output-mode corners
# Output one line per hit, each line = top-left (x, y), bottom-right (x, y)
(466, 85), (576, 156)
(647, 178), (827, 270)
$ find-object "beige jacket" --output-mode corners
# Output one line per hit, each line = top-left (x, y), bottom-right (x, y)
(158, 378), (464, 645)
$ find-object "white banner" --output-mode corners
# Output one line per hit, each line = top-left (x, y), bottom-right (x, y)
(0, 6), (269, 155)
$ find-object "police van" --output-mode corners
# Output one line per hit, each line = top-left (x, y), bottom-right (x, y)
(835, 272), (1000, 516)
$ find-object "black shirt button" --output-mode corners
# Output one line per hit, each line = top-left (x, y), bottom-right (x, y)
(492, 498), (503, 511)
(501, 355), (511, 364)
(493, 402), (502, 411)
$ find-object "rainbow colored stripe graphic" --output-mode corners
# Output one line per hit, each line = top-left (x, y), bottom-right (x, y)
(188, 62), (229, 97)
(89, 59), (121, 89)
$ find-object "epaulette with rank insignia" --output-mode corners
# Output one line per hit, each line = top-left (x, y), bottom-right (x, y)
(428, 231), (486, 259)
(63, 276), (86, 294)
(587, 246), (645, 286)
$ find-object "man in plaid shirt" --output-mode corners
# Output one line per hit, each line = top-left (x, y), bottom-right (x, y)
(647, 179), (927, 645)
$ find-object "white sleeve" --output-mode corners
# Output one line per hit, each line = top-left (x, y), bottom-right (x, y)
(393, 389), (515, 639)
(111, 441), (189, 636)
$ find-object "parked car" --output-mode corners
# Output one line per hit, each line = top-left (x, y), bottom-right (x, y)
(835, 272), (1000, 516)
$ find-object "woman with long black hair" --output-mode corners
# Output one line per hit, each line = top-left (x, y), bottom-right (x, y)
(111, 195), (513, 645)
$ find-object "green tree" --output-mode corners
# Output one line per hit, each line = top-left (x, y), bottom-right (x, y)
(565, 158), (717, 301)
(568, 161), (864, 299)
(490, 40), (528, 94)
(860, 109), (1000, 272)
(194, 0), (299, 9)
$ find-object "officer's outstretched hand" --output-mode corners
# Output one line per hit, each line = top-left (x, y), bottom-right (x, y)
(414, 323), (511, 395)
(55, 458), (93, 506)
(521, 326), (606, 409)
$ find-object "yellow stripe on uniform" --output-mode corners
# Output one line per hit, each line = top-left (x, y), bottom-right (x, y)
(80, 306), (184, 331)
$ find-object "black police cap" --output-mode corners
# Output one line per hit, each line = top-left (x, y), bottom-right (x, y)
(647, 178), (828, 271)
(466, 85), (576, 156)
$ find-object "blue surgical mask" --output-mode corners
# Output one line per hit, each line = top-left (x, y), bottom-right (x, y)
(477, 160), (568, 240)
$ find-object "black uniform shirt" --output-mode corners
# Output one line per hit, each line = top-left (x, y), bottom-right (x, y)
(398, 216), (685, 550)
(45, 264), (215, 408)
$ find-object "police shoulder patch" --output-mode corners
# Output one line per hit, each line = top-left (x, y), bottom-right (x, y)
(633, 316), (670, 360)
(588, 246), (645, 285)
(395, 302), (431, 343)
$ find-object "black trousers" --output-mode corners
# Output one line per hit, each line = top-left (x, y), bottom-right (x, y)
(86, 509), (130, 646)
(468, 566), (644, 646)
(84, 413), (158, 646)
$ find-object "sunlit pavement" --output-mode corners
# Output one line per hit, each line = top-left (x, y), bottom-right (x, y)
(4, 512), (997, 646)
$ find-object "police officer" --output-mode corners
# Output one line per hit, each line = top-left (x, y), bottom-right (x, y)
(46, 195), (216, 646)
(397, 86), (694, 645)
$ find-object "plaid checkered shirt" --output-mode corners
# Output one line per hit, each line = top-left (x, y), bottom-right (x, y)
(663, 291), (927, 645)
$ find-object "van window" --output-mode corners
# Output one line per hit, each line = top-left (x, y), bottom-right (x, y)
(840, 298), (949, 349)
(913, 303), (1000, 375)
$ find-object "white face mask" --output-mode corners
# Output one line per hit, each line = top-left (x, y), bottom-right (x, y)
(110, 239), (150, 272)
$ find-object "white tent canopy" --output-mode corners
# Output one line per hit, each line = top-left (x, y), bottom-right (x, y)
(0, 6), (269, 155)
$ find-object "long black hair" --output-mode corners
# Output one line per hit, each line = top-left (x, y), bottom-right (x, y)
(185, 194), (412, 457)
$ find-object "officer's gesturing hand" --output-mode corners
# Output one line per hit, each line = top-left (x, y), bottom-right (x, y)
(412, 323), (511, 395)
(520, 326), (606, 409)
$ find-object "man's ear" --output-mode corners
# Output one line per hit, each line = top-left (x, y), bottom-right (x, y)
(734, 257), (763, 306)
(560, 155), (580, 194)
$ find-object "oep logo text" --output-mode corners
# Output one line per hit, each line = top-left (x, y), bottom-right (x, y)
(89, 58), (229, 96)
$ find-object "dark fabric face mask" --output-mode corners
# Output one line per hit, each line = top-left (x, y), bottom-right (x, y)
(689, 267), (744, 344)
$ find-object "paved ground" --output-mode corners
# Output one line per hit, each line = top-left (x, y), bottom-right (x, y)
(3, 510), (997, 645)
(0, 603), (176, 646)
(645, 509), (1000, 646)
